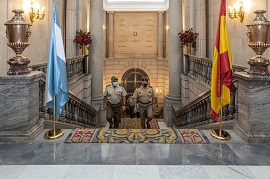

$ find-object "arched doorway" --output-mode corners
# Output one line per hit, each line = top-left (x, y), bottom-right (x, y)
(121, 68), (149, 96)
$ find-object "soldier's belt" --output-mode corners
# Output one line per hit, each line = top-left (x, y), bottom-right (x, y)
(139, 101), (151, 104)
(107, 101), (122, 107)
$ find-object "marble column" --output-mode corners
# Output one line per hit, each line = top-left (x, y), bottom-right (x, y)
(0, 71), (44, 142)
(198, 0), (206, 56)
(189, 0), (196, 55)
(158, 11), (164, 59)
(103, 11), (107, 59)
(89, 0), (104, 105)
(163, 0), (182, 127)
(189, 0), (196, 29)
(89, 0), (106, 126)
(234, 72), (270, 143)
(66, 0), (77, 57)
(108, 12), (114, 59)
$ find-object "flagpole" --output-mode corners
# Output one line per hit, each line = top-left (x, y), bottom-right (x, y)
(44, 96), (65, 140)
(211, 75), (231, 140)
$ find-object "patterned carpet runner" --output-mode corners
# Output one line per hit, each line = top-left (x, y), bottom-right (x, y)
(176, 129), (210, 144)
(121, 118), (159, 129)
(65, 128), (210, 144)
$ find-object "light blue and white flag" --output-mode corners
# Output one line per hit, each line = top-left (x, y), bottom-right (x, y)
(45, 1), (69, 119)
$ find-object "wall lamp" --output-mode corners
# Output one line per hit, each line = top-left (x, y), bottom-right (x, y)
(166, 25), (169, 31)
(228, 1), (245, 23)
(22, 0), (45, 23)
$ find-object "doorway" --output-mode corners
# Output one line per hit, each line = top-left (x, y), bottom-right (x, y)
(121, 68), (149, 96)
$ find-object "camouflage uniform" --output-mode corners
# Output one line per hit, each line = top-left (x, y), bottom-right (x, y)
(103, 77), (127, 128)
(133, 85), (156, 128)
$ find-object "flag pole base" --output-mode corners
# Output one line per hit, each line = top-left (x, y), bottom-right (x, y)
(210, 129), (231, 141)
(44, 129), (64, 140)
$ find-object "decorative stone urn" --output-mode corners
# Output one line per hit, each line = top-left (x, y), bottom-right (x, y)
(4, 9), (32, 75)
(246, 10), (270, 76)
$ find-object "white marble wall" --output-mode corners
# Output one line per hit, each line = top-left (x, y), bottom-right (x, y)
(69, 75), (92, 104)
(180, 74), (209, 105)
(0, 0), (9, 75)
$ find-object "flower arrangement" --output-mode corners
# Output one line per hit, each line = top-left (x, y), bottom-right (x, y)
(73, 29), (92, 50)
(178, 28), (199, 50)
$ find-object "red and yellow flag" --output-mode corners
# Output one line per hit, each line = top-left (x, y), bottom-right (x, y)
(210, 0), (233, 122)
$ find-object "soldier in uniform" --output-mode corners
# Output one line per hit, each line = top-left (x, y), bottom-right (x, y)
(103, 76), (127, 128)
(133, 77), (156, 129)
(127, 95), (140, 118)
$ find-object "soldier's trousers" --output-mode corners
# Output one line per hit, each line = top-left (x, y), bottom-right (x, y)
(138, 103), (153, 129)
(106, 102), (121, 128)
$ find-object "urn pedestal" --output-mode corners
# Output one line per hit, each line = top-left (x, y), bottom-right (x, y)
(234, 72), (270, 143)
(0, 71), (44, 142)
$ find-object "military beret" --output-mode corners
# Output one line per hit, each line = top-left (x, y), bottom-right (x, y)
(111, 76), (118, 80)
(141, 76), (148, 81)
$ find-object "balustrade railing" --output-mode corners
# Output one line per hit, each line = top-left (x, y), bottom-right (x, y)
(173, 81), (237, 128)
(30, 55), (87, 81)
(184, 55), (247, 84)
(174, 54), (246, 128)
(34, 55), (98, 128)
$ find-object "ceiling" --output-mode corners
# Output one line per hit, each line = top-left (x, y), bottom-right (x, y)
(103, 0), (169, 11)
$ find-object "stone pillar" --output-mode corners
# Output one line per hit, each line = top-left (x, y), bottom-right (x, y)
(108, 12), (114, 59)
(158, 11), (164, 58)
(189, 0), (196, 29)
(198, 0), (206, 56)
(89, 0), (104, 104)
(89, 0), (106, 126)
(0, 71), (44, 142)
(234, 72), (270, 143)
(66, 0), (77, 57)
(103, 11), (107, 59)
(163, 0), (182, 127)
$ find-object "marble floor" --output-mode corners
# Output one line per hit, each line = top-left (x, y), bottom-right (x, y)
(0, 121), (270, 179)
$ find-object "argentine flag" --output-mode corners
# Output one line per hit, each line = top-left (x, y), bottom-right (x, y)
(45, 1), (69, 118)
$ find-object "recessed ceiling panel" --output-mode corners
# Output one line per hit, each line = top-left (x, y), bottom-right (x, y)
(103, 0), (169, 11)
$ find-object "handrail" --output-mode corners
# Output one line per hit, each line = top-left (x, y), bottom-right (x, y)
(29, 55), (87, 82)
(173, 83), (237, 128)
(174, 54), (242, 128)
(34, 56), (98, 128)
(185, 55), (248, 85)
(39, 77), (98, 128)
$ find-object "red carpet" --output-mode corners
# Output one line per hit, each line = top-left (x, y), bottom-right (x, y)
(176, 129), (209, 144)
(65, 128), (97, 143)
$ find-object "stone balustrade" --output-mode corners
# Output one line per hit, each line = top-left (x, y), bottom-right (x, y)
(30, 55), (87, 82)
(34, 55), (98, 128)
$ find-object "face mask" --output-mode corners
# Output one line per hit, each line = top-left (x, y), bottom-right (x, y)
(112, 82), (118, 87)
(143, 84), (147, 87)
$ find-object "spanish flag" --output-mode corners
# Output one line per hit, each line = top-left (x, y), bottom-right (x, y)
(210, 0), (233, 122)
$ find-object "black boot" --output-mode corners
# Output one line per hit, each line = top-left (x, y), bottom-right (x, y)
(141, 119), (146, 129)
(146, 122), (150, 129)
(146, 119), (151, 129)
(108, 119), (113, 129)
(109, 122), (113, 129)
